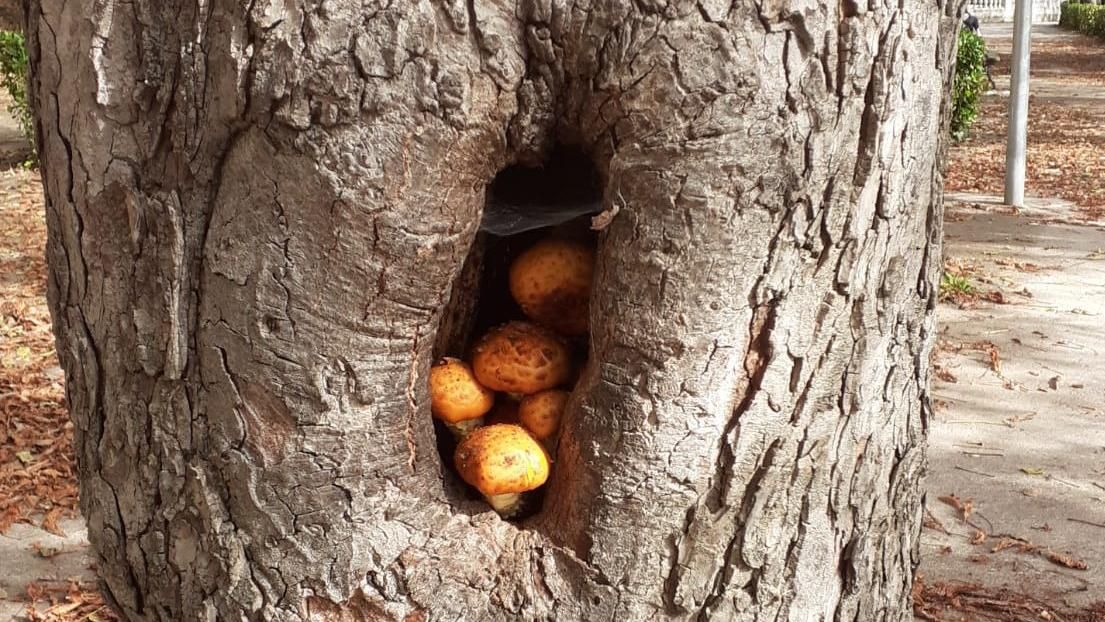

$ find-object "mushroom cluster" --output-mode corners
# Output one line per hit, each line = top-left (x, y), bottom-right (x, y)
(428, 237), (595, 517)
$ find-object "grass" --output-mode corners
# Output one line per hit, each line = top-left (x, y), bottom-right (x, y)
(940, 272), (976, 300)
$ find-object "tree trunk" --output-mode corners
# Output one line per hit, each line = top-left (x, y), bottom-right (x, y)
(29, 0), (958, 620)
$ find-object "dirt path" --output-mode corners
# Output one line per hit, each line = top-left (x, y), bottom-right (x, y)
(916, 24), (1105, 621)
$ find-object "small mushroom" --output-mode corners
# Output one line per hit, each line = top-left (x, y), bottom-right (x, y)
(509, 238), (595, 336)
(454, 424), (550, 517)
(471, 321), (572, 395)
(518, 389), (569, 443)
(429, 358), (495, 437)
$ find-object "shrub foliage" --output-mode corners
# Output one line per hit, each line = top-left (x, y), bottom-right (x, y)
(951, 28), (988, 142)
(0, 30), (34, 162)
(1060, 2), (1105, 38)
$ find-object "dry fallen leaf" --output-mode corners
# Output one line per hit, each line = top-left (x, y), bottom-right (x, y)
(41, 507), (66, 537)
(1042, 549), (1088, 570)
(969, 529), (987, 545)
(991, 536), (1031, 554)
(938, 494), (975, 521)
(981, 291), (1008, 304)
(923, 510), (948, 533)
(31, 541), (61, 558)
(934, 366), (958, 383)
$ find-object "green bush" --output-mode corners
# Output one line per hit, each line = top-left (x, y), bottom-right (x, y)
(0, 31), (30, 138)
(0, 30), (34, 161)
(1060, 2), (1105, 38)
(951, 28), (988, 142)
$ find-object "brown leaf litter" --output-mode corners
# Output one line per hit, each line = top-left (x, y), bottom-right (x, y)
(946, 96), (1105, 221)
(0, 170), (78, 534)
(0, 165), (117, 621)
(990, 535), (1089, 571)
(913, 575), (1105, 622)
(23, 580), (118, 622)
(932, 495), (1089, 572)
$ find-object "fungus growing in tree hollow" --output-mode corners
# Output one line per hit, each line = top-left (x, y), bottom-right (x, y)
(518, 389), (569, 442)
(429, 358), (495, 437)
(508, 238), (595, 336)
(454, 424), (550, 517)
(470, 321), (572, 395)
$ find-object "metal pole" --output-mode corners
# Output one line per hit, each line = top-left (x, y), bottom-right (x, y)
(1004, 0), (1033, 207)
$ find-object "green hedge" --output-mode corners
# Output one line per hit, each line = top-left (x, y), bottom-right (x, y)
(1060, 2), (1105, 37)
(0, 30), (33, 162)
(951, 28), (988, 142)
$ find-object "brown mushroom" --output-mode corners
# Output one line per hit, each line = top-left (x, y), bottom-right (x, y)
(509, 238), (595, 336)
(429, 358), (495, 437)
(454, 424), (550, 516)
(518, 389), (569, 443)
(470, 321), (572, 395)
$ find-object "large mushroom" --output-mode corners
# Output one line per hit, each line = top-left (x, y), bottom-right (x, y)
(429, 358), (495, 438)
(509, 238), (595, 336)
(518, 389), (569, 444)
(454, 423), (550, 517)
(470, 321), (572, 396)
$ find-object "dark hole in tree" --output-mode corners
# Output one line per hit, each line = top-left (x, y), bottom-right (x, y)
(433, 144), (604, 520)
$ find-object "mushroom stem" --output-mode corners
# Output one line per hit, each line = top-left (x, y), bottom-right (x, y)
(485, 493), (523, 517)
(446, 417), (484, 439)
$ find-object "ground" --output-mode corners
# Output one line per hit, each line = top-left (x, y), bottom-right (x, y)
(916, 24), (1105, 622)
(1, 21), (1104, 622)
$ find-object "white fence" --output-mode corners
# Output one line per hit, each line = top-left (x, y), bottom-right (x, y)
(967, 0), (1062, 23)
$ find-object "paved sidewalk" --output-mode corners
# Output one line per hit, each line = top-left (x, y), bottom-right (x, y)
(917, 22), (1105, 618)
(0, 520), (94, 620)
(920, 197), (1105, 612)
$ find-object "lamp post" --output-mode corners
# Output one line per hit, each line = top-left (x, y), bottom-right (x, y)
(1004, 0), (1033, 207)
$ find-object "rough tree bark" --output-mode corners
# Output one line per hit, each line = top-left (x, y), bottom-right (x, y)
(29, 0), (959, 620)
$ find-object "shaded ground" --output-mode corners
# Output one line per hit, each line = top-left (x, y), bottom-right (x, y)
(919, 201), (1105, 620)
(916, 23), (1105, 622)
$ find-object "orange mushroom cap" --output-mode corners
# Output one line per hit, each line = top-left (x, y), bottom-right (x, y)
(518, 389), (569, 441)
(509, 238), (595, 336)
(454, 424), (550, 497)
(470, 322), (572, 395)
(429, 358), (495, 424)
